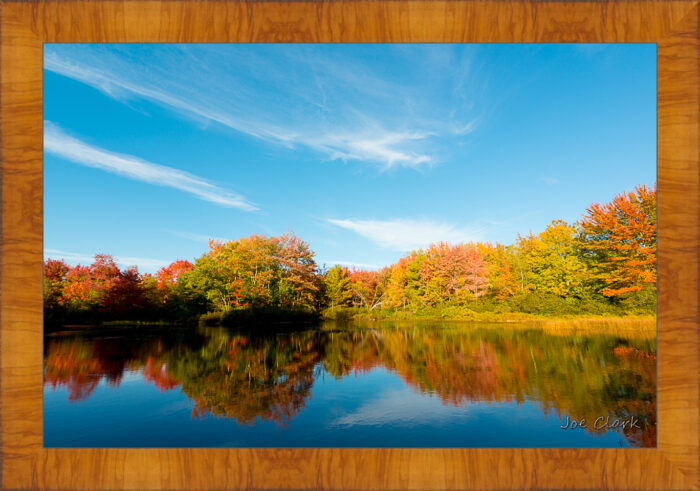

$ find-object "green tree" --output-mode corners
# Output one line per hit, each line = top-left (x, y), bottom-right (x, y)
(323, 265), (352, 308)
(182, 233), (319, 313)
(517, 220), (590, 297)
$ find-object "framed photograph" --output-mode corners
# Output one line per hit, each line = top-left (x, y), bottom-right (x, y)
(1, 1), (698, 489)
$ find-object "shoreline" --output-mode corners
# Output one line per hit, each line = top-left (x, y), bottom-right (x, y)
(46, 313), (656, 334)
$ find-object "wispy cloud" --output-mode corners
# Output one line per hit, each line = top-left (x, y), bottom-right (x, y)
(329, 386), (472, 428)
(168, 230), (229, 244)
(453, 119), (479, 135)
(324, 218), (484, 252)
(44, 249), (170, 272)
(44, 45), (482, 169)
(44, 122), (257, 210)
(305, 131), (433, 169)
(320, 260), (381, 270)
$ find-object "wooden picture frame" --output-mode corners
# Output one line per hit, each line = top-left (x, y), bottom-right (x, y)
(1, 1), (698, 489)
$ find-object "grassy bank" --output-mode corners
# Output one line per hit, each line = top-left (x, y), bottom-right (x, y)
(322, 305), (655, 325)
(198, 307), (321, 328)
(321, 307), (655, 342)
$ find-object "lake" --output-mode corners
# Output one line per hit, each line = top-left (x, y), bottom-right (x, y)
(43, 320), (656, 447)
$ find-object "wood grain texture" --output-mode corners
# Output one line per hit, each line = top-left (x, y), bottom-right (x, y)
(656, 2), (700, 483)
(1, 1), (698, 489)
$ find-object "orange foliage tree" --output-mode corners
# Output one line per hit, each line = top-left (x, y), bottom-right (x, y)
(348, 267), (388, 310)
(477, 243), (518, 300)
(578, 184), (656, 297)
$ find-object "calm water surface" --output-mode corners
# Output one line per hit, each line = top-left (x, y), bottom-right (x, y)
(43, 320), (656, 447)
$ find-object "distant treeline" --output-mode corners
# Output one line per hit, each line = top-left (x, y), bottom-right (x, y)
(44, 184), (656, 326)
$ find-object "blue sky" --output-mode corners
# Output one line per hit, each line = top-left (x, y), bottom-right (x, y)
(44, 44), (656, 273)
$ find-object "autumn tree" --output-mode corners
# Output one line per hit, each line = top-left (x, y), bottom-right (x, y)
(100, 265), (145, 315)
(516, 220), (590, 298)
(323, 265), (352, 308)
(477, 243), (519, 299)
(139, 273), (165, 307)
(349, 268), (388, 310)
(156, 260), (194, 289)
(183, 233), (319, 313)
(383, 257), (412, 309)
(383, 252), (425, 309)
(578, 184), (656, 297)
(181, 237), (271, 311)
(417, 242), (489, 305)
(276, 233), (320, 310)
(44, 259), (70, 309)
(61, 264), (102, 309)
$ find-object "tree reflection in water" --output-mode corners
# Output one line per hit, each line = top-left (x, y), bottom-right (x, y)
(44, 321), (656, 446)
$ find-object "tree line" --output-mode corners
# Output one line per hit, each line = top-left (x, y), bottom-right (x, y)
(44, 183), (656, 325)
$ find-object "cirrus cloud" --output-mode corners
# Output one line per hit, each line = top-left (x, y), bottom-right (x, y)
(44, 45), (481, 169)
(44, 122), (257, 211)
(324, 217), (484, 252)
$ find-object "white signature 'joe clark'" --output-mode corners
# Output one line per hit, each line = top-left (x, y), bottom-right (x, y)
(560, 415), (641, 430)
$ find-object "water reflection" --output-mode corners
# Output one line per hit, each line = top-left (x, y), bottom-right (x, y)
(44, 321), (656, 447)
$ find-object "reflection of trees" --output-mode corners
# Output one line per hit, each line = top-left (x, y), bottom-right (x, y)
(44, 323), (656, 446)
(43, 330), (199, 400)
(44, 338), (108, 401)
(43, 336), (147, 400)
(164, 328), (322, 425)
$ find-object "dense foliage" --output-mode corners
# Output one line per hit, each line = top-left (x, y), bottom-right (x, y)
(44, 184), (656, 325)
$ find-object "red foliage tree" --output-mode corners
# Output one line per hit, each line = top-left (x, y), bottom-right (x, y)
(155, 260), (194, 289)
(419, 242), (489, 304)
(44, 258), (70, 282)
